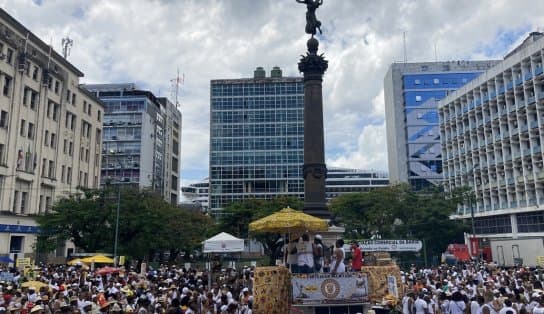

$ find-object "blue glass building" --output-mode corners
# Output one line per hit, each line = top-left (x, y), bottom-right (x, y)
(385, 61), (500, 190)
(209, 67), (304, 214)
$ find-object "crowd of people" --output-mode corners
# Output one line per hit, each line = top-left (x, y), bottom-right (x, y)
(400, 263), (544, 314)
(0, 264), (255, 314)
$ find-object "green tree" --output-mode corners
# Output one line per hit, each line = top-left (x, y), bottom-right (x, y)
(216, 197), (303, 265)
(35, 187), (212, 262)
(330, 184), (468, 259)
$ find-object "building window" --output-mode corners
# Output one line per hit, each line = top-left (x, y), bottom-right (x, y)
(12, 190), (18, 212)
(39, 195), (44, 213)
(3, 75), (12, 96)
(433, 78), (440, 84)
(48, 160), (54, 178)
(0, 110), (8, 128)
(474, 214), (512, 234)
(517, 211), (544, 233)
(20, 119), (26, 137)
(54, 81), (59, 94)
(61, 165), (65, 183)
(97, 110), (101, 122)
(51, 133), (56, 148)
(421, 65), (428, 71)
(69, 141), (73, 156)
(27, 122), (34, 139)
(415, 95), (422, 102)
(63, 139), (67, 154)
(66, 90), (71, 102)
(20, 192), (27, 214)
(45, 197), (51, 212)
(30, 91), (38, 110)
(32, 66), (39, 81)
(6, 48), (13, 64)
(67, 167), (72, 184)
(414, 79), (421, 85)
(44, 130), (49, 146)
(0, 143), (5, 165)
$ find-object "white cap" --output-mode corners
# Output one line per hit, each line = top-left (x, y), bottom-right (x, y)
(314, 234), (322, 240)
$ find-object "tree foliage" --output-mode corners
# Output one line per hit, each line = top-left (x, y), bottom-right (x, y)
(329, 184), (469, 257)
(35, 187), (212, 262)
(215, 196), (303, 265)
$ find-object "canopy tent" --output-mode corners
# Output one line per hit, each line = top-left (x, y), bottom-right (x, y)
(203, 232), (244, 253)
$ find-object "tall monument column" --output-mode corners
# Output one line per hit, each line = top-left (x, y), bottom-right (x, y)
(297, 0), (329, 219)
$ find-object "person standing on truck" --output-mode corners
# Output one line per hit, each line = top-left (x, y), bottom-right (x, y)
(351, 240), (363, 272)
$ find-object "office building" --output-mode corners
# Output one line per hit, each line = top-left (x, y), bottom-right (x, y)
(209, 67), (304, 214)
(181, 178), (209, 212)
(0, 9), (104, 258)
(326, 168), (389, 200)
(83, 84), (181, 204)
(385, 60), (499, 190)
(439, 32), (544, 254)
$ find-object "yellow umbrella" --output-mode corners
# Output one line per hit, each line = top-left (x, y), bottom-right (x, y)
(21, 280), (48, 289)
(81, 254), (114, 264)
(67, 258), (87, 266)
(249, 206), (328, 234)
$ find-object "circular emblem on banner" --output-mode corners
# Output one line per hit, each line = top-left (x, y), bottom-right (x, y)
(321, 278), (341, 299)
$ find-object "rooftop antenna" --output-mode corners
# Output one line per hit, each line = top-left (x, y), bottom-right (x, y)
(61, 36), (73, 59)
(403, 31), (408, 63)
(434, 41), (438, 62)
(170, 68), (184, 108)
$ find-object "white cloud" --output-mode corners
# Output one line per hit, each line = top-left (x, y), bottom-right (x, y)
(3, 0), (544, 180)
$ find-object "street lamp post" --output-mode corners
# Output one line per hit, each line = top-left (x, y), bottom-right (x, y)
(109, 149), (122, 267)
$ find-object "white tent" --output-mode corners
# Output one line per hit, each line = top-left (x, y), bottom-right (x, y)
(203, 232), (244, 253)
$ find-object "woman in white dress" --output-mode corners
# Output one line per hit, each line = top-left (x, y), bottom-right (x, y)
(330, 239), (346, 273)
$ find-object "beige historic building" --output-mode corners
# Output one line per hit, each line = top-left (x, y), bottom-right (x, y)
(0, 9), (104, 259)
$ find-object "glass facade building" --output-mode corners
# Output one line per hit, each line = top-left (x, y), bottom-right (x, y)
(385, 61), (499, 190)
(209, 67), (304, 214)
(84, 84), (182, 204)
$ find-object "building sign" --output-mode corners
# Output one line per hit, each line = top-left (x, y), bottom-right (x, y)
(0, 224), (39, 234)
(292, 273), (369, 305)
(16, 258), (31, 268)
(360, 240), (422, 252)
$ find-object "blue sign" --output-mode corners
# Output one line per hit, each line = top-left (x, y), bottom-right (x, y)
(0, 224), (40, 234)
(0, 272), (14, 282)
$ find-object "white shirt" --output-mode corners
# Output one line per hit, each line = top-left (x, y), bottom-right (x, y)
(296, 241), (314, 267)
(402, 296), (413, 314)
(470, 300), (480, 314)
(449, 301), (466, 314)
(414, 298), (428, 314)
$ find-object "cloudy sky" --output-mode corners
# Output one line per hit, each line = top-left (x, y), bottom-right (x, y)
(3, 0), (544, 186)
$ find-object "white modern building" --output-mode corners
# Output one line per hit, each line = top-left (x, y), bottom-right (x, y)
(181, 178), (209, 212)
(439, 32), (544, 265)
(0, 9), (104, 259)
(325, 168), (389, 201)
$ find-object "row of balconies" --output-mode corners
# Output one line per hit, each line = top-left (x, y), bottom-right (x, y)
(442, 90), (544, 125)
(440, 83), (544, 122)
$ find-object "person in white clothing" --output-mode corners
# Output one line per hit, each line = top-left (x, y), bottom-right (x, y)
(414, 294), (428, 314)
(449, 291), (466, 314)
(533, 297), (544, 314)
(402, 291), (415, 314)
(296, 234), (314, 273)
(330, 239), (345, 273)
(498, 300), (517, 314)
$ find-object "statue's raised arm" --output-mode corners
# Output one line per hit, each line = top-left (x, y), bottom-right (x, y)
(296, 0), (323, 36)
